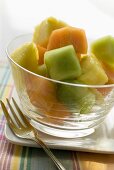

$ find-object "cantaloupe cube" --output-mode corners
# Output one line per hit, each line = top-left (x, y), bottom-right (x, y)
(47, 26), (88, 56)
(37, 45), (47, 65)
(25, 73), (70, 118)
(33, 17), (67, 48)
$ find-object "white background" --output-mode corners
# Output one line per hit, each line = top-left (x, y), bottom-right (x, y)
(1, 0), (114, 58)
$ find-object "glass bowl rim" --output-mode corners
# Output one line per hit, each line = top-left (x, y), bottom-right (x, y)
(6, 33), (114, 88)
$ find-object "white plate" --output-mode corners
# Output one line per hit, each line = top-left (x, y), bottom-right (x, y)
(4, 89), (114, 154)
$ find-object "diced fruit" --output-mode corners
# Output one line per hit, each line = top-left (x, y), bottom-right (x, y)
(96, 86), (113, 96)
(37, 45), (47, 65)
(91, 88), (104, 103)
(25, 73), (56, 108)
(96, 63), (114, 95)
(78, 54), (108, 85)
(38, 64), (47, 76)
(11, 16), (114, 118)
(11, 42), (39, 74)
(47, 26), (88, 56)
(57, 80), (95, 114)
(33, 17), (67, 48)
(44, 45), (81, 80)
(91, 36), (114, 69)
(25, 73), (70, 117)
(102, 63), (114, 83)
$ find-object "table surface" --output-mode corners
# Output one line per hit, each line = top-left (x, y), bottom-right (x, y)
(1, 60), (114, 170)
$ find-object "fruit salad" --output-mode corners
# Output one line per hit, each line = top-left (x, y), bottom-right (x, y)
(10, 17), (114, 116)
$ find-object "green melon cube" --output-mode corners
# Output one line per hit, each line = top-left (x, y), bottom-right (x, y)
(57, 80), (95, 114)
(91, 36), (114, 69)
(38, 64), (47, 76)
(44, 45), (81, 80)
(78, 54), (108, 85)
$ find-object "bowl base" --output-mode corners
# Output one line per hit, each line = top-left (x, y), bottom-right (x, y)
(31, 120), (95, 138)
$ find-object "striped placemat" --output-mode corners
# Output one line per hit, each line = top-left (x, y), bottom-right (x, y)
(0, 60), (80, 170)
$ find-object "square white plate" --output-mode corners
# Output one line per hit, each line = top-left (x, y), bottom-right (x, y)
(4, 89), (114, 154)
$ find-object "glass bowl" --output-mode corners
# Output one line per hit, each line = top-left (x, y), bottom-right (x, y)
(6, 34), (114, 138)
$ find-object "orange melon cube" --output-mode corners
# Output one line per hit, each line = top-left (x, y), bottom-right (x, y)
(25, 73), (70, 118)
(47, 26), (88, 56)
(37, 45), (47, 65)
(33, 17), (68, 48)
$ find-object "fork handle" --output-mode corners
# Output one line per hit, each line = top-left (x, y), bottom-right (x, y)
(33, 132), (66, 170)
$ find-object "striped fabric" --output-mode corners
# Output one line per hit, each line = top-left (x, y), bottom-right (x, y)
(0, 60), (80, 170)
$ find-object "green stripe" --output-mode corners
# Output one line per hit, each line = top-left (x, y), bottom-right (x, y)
(0, 69), (10, 98)
(53, 150), (73, 169)
(26, 147), (32, 170)
(19, 147), (27, 170)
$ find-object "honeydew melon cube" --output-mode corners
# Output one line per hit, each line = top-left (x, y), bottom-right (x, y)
(91, 36), (114, 69)
(78, 54), (108, 85)
(44, 45), (81, 80)
(38, 64), (47, 76)
(57, 80), (95, 114)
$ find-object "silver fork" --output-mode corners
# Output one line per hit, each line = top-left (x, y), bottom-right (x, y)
(0, 98), (66, 170)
